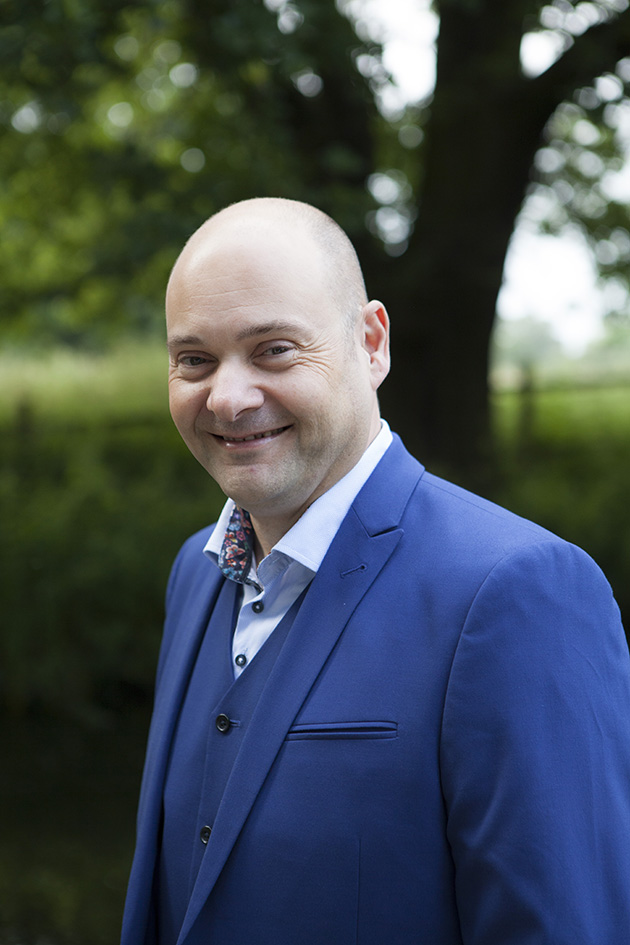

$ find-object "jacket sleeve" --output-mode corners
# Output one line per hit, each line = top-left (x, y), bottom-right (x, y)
(440, 538), (630, 943)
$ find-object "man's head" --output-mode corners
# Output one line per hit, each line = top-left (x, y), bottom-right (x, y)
(166, 197), (390, 551)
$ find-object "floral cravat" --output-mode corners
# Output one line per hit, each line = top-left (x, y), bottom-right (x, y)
(218, 505), (258, 586)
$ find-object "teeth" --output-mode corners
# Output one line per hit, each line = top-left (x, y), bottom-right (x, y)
(223, 427), (285, 443)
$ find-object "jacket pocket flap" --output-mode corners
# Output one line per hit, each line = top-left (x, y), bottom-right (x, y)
(286, 720), (398, 740)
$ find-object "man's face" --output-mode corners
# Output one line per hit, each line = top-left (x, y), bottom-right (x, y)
(166, 226), (384, 539)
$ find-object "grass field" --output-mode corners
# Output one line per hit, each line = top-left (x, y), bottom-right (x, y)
(0, 340), (169, 424)
(494, 383), (630, 444)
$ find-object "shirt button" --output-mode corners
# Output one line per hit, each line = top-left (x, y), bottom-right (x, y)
(215, 713), (231, 733)
(200, 825), (212, 844)
(235, 653), (247, 668)
(252, 600), (264, 614)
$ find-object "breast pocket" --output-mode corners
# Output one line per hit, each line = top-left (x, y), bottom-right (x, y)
(285, 720), (398, 741)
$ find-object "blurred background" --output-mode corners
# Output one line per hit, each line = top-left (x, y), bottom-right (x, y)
(1, 1), (629, 941)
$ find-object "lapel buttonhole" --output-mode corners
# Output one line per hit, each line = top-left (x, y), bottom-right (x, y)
(340, 563), (368, 579)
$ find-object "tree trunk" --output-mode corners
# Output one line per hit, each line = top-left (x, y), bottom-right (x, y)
(379, 1), (551, 477)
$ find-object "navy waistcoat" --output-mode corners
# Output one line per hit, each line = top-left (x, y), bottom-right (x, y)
(157, 577), (306, 945)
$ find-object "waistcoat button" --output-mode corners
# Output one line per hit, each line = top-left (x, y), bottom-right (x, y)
(200, 825), (212, 844)
(215, 713), (231, 733)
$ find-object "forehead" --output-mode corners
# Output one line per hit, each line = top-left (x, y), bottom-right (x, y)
(166, 228), (332, 337)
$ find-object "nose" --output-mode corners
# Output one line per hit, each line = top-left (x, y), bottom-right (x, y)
(205, 360), (264, 422)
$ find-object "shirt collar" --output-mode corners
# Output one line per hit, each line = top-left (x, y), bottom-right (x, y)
(205, 419), (393, 576)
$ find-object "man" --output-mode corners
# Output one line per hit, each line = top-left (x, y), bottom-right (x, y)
(122, 197), (630, 944)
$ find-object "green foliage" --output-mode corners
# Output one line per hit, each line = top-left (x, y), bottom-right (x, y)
(0, 0), (384, 346)
(0, 711), (147, 944)
(0, 346), (224, 718)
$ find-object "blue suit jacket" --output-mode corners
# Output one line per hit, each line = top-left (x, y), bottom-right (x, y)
(122, 435), (630, 944)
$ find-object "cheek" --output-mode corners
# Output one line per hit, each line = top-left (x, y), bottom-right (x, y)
(169, 383), (205, 423)
(281, 364), (347, 411)
(168, 388), (185, 421)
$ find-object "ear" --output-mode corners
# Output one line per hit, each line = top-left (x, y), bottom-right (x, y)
(360, 300), (390, 391)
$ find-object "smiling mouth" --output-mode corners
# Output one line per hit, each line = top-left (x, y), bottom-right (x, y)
(217, 426), (290, 443)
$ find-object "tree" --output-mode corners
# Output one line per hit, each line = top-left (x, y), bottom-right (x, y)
(369, 0), (630, 472)
(0, 0), (380, 343)
(1, 0), (630, 473)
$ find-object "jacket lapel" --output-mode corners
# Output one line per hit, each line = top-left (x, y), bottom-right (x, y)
(178, 437), (424, 943)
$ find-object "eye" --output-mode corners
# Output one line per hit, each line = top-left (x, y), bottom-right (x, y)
(264, 344), (292, 356)
(173, 353), (215, 376)
(256, 340), (296, 359)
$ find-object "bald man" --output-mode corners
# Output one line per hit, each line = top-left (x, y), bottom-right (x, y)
(122, 198), (630, 945)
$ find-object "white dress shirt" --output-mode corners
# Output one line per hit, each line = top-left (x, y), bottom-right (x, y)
(204, 420), (393, 677)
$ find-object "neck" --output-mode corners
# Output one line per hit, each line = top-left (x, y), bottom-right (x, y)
(250, 514), (297, 562)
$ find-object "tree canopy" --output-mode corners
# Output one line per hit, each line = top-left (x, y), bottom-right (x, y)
(0, 0), (380, 342)
(1, 0), (629, 470)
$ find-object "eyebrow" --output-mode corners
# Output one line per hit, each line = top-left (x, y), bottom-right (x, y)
(167, 321), (304, 350)
(235, 320), (303, 341)
(167, 335), (203, 350)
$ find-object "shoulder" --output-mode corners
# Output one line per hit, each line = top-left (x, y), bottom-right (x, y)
(165, 523), (218, 602)
(367, 433), (560, 559)
(157, 523), (222, 679)
(411, 469), (622, 664)
(170, 523), (217, 572)
(176, 523), (217, 560)
(416, 468), (555, 551)
(364, 435), (616, 609)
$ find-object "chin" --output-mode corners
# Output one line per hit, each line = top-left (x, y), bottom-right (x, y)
(216, 481), (269, 513)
